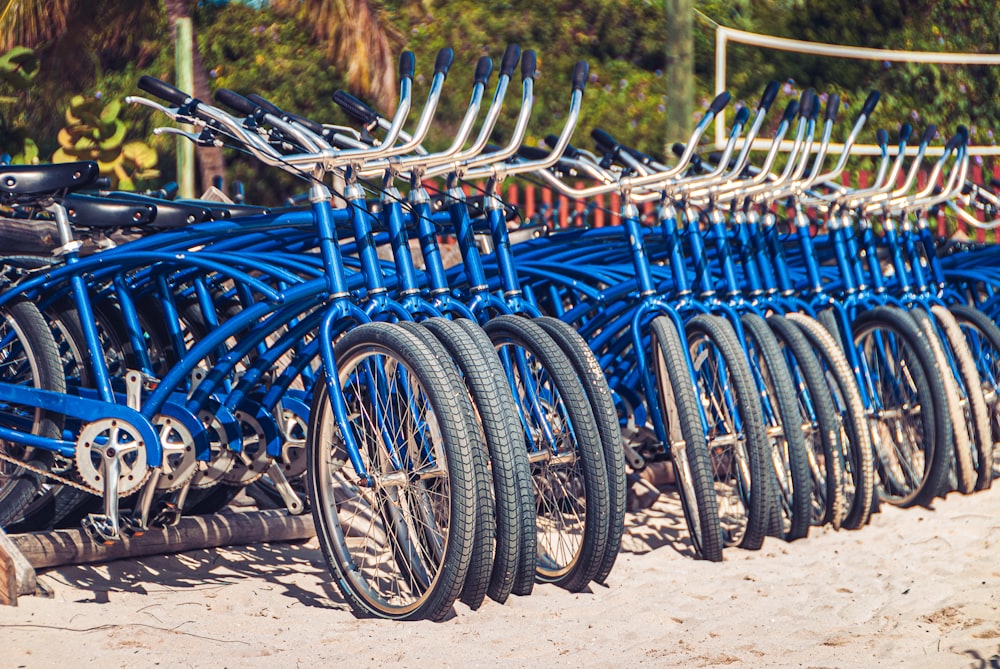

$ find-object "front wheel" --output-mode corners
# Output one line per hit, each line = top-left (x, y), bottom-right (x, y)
(306, 322), (480, 621)
(485, 315), (610, 593)
(648, 316), (722, 561)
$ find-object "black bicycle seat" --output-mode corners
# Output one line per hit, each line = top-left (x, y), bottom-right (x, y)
(0, 161), (100, 199)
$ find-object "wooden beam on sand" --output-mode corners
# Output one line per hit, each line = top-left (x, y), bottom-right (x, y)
(6, 510), (315, 576)
(0, 217), (139, 255)
(0, 526), (38, 606)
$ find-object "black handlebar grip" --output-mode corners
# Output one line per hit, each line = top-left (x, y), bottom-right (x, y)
(561, 141), (582, 160)
(859, 90), (880, 117)
(500, 44), (521, 78)
(517, 145), (549, 160)
(287, 112), (326, 137)
(708, 91), (731, 115)
(671, 142), (686, 157)
(399, 51), (415, 80)
(332, 90), (380, 127)
(473, 56), (493, 86)
(521, 50), (537, 81)
(898, 123), (913, 143)
(734, 105), (751, 126)
(944, 127), (967, 153)
(805, 89), (820, 119)
(246, 93), (283, 116)
(215, 88), (258, 116)
(138, 75), (193, 107)
(798, 89), (814, 120)
(781, 99), (799, 123)
(875, 128), (889, 148)
(759, 81), (779, 111)
(591, 127), (619, 154)
(824, 93), (840, 123)
(571, 61), (589, 92)
(921, 124), (938, 145)
(434, 48), (454, 77)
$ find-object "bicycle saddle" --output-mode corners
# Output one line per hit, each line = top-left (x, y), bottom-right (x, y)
(0, 161), (100, 199)
(64, 194), (156, 228)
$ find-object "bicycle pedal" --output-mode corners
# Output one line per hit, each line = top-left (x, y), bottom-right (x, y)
(149, 502), (182, 528)
(119, 515), (147, 538)
(81, 514), (121, 544)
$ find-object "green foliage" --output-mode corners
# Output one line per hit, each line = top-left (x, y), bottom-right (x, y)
(4, 0), (1000, 201)
(381, 0), (668, 156)
(52, 94), (159, 190)
(0, 46), (38, 163)
(0, 46), (40, 91)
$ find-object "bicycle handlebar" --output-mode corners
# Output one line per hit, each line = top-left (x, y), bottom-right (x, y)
(434, 47), (454, 77)
(137, 75), (194, 108)
(500, 44), (520, 78)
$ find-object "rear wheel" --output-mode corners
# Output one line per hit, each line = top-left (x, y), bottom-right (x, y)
(0, 299), (66, 528)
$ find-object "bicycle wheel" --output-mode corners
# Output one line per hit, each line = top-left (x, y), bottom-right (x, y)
(0, 299), (66, 528)
(786, 312), (875, 529)
(949, 303), (1000, 489)
(484, 315), (609, 592)
(648, 316), (723, 561)
(852, 306), (952, 507)
(766, 314), (846, 528)
(932, 304), (993, 492)
(306, 322), (480, 621)
(741, 312), (812, 541)
(685, 314), (772, 550)
(533, 315), (626, 584)
(450, 317), (537, 597)
(398, 319), (497, 610)
(910, 307), (976, 495)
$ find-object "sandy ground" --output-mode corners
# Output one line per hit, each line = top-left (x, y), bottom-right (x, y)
(3, 483), (1000, 669)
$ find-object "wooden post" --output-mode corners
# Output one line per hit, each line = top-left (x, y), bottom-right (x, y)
(8, 510), (314, 572)
(176, 17), (196, 199)
(0, 526), (37, 606)
(665, 0), (693, 148)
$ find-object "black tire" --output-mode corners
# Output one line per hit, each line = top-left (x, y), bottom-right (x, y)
(685, 314), (772, 550)
(533, 316), (626, 583)
(0, 299), (66, 528)
(450, 317), (537, 597)
(766, 314), (847, 528)
(484, 315), (610, 592)
(740, 313), (812, 541)
(817, 307), (846, 353)
(950, 303), (1000, 489)
(910, 307), (976, 495)
(306, 322), (480, 621)
(648, 316), (723, 561)
(786, 312), (875, 529)
(407, 319), (516, 608)
(851, 306), (952, 507)
(396, 320), (493, 612)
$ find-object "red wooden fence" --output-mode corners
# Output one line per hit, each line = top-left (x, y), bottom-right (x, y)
(491, 161), (1000, 243)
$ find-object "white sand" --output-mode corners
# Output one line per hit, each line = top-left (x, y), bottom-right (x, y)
(3, 484), (999, 668)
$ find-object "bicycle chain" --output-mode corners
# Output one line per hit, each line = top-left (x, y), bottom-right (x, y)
(0, 449), (97, 494)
